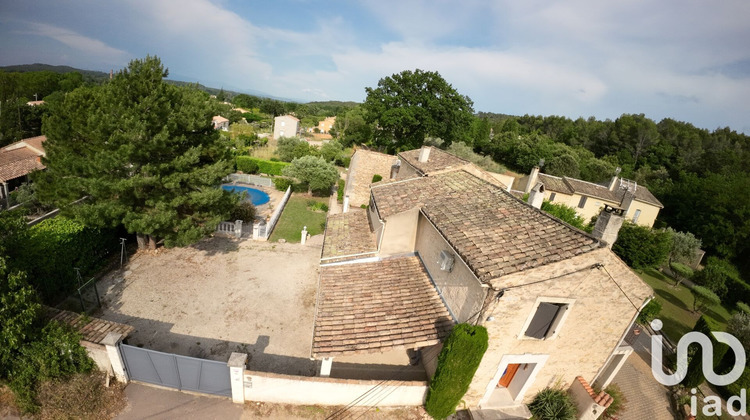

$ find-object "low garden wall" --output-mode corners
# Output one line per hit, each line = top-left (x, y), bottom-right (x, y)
(242, 370), (427, 406)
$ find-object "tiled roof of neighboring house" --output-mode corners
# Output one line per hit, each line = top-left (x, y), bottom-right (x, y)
(538, 173), (573, 194)
(372, 170), (603, 282)
(621, 184), (663, 208)
(212, 115), (229, 123)
(26, 100), (45, 106)
(322, 210), (377, 262)
(46, 307), (134, 345)
(21, 135), (46, 155)
(276, 115), (300, 121)
(313, 256), (454, 358)
(563, 177), (621, 203)
(346, 149), (397, 207)
(398, 147), (469, 175)
(0, 147), (45, 183)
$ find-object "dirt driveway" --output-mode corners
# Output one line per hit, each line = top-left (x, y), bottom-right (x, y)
(98, 235), (323, 376)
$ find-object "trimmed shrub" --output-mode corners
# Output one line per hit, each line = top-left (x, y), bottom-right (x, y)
(637, 299), (662, 325)
(737, 302), (750, 314)
(528, 387), (577, 420)
(612, 223), (672, 269)
(337, 180), (345, 203)
(371, 174), (383, 183)
(690, 286), (720, 312)
(683, 316), (728, 388)
(424, 324), (488, 419)
(541, 200), (588, 231)
(273, 177), (295, 191)
(236, 156), (289, 176)
(670, 262), (694, 280)
(307, 200), (328, 212)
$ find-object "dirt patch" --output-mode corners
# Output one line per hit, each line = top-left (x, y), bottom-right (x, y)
(243, 401), (429, 419)
(37, 372), (127, 420)
(97, 235), (323, 376)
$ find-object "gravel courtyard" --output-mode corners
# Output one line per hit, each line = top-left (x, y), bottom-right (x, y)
(97, 235), (323, 376)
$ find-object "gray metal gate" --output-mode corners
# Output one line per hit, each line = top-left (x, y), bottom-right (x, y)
(120, 344), (231, 397)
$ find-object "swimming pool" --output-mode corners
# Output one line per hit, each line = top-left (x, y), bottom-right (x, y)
(221, 184), (271, 206)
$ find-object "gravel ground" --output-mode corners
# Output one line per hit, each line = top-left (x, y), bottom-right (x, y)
(97, 235), (323, 376)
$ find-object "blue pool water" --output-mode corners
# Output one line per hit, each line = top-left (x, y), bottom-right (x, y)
(221, 184), (271, 206)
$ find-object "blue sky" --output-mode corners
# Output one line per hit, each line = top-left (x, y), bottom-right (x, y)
(2, 0), (749, 132)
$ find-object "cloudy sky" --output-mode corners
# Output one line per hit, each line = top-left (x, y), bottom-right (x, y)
(2, 0), (749, 132)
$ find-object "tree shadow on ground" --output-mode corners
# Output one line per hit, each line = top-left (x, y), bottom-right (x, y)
(654, 288), (690, 311)
(190, 236), (240, 256)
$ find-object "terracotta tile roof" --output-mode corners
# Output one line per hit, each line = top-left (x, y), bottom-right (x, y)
(46, 307), (135, 345)
(563, 177), (621, 202)
(322, 210), (378, 262)
(313, 256), (454, 357)
(398, 147), (469, 175)
(624, 185), (663, 208)
(346, 149), (398, 207)
(538, 173), (573, 194)
(0, 148), (45, 183)
(212, 115), (229, 123)
(372, 170), (603, 282)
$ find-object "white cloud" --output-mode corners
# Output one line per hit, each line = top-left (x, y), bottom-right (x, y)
(24, 22), (130, 63)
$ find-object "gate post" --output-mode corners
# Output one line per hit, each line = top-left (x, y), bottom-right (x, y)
(227, 352), (248, 404)
(102, 332), (129, 384)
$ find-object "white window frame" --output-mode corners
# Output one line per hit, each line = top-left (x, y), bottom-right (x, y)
(632, 209), (641, 223)
(518, 297), (575, 340)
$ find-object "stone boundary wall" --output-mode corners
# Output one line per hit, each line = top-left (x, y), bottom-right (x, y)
(241, 370), (427, 406)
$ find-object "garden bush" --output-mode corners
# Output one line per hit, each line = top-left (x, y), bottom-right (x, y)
(683, 315), (729, 388)
(601, 384), (627, 419)
(371, 174), (383, 183)
(230, 201), (256, 223)
(307, 200), (329, 212)
(236, 156), (289, 176)
(541, 201), (588, 231)
(15, 217), (117, 303)
(612, 222), (671, 269)
(273, 177), (295, 191)
(690, 286), (720, 313)
(637, 299), (662, 325)
(424, 324), (488, 419)
(337, 180), (345, 203)
(737, 302), (750, 314)
(528, 387), (577, 420)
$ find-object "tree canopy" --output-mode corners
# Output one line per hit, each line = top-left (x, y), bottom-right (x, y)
(34, 56), (236, 248)
(362, 69), (474, 152)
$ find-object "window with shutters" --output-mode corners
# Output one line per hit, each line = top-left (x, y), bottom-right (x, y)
(519, 298), (574, 340)
(549, 192), (556, 202)
(577, 196), (587, 209)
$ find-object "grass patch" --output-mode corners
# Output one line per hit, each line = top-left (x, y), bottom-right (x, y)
(637, 268), (731, 342)
(268, 195), (328, 243)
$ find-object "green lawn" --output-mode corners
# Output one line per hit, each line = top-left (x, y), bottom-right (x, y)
(268, 195), (328, 243)
(637, 269), (732, 342)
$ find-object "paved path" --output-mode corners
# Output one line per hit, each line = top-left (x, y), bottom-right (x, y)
(612, 328), (676, 420)
(116, 383), (244, 420)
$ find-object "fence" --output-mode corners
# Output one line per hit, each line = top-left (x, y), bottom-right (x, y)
(257, 186), (291, 240)
(77, 277), (101, 314)
(216, 220), (244, 238)
(226, 173), (273, 187)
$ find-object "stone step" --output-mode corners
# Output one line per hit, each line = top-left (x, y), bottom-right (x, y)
(469, 405), (532, 420)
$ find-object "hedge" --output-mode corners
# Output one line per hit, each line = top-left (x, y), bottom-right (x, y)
(337, 180), (345, 203)
(15, 217), (118, 303)
(725, 276), (750, 307)
(683, 315), (729, 388)
(425, 324), (488, 419)
(236, 156), (289, 176)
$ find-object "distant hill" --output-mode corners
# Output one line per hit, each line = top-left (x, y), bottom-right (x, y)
(0, 63), (110, 83)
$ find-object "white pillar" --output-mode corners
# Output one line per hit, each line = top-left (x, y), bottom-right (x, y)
(253, 222), (260, 239)
(343, 195), (350, 213)
(320, 357), (333, 377)
(102, 332), (129, 383)
(301, 226), (308, 245)
(227, 352), (248, 404)
(234, 220), (243, 238)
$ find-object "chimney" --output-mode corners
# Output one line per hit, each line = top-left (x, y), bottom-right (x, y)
(525, 166), (540, 193)
(620, 190), (635, 213)
(390, 159), (401, 179)
(418, 146), (431, 163)
(608, 167), (622, 191)
(527, 182), (545, 209)
(592, 206), (625, 249)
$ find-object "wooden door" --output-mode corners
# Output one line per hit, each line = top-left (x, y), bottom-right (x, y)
(498, 363), (520, 388)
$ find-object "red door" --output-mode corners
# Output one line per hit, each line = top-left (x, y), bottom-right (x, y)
(498, 364), (521, 388)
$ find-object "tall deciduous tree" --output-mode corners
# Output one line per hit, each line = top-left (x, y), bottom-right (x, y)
(35, 56), (236, 249)
(363, 69), (474, 152)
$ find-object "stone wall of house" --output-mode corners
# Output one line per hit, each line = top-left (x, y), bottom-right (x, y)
(378, 208), (420, 256)
(464, 247), (652, 407)
(414, 213), (487, 323)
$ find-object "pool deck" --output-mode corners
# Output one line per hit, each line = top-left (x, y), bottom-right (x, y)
(228, 182), (285, 220)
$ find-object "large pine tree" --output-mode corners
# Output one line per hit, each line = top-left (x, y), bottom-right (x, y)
(35, 56), (236, 248)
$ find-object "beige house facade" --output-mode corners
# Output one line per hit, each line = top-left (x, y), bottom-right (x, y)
(314, 147), (652, 414)
(515, 167), (663, 227)
(317, 116), (336, 133)
(273, 115), (300, 139)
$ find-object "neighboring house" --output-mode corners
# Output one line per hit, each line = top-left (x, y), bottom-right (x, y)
(212, 116), (230, 131)
(515, 166), (664, 227)
(26, 100), (45, 106)
(273, 115), (300, 139)
(318, 116), (336, 134)
(0, 135), (46, 207)
(314, 146), (651, 414)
